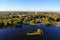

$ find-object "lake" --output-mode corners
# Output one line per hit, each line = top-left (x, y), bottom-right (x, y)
(0, 24), (60, 40)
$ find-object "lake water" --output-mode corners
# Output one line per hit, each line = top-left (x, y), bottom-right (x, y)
(0, 24), (60, 40)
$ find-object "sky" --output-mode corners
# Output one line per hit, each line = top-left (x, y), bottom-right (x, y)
(0, 0), (60, 11)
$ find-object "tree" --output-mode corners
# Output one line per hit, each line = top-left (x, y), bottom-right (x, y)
(42, 17), (51, 26)
(3, 20), (8, 29)
(52, 15), (59, 21)
(30, 20), (35, 25)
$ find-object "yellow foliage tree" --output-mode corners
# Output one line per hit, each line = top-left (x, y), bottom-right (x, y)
(42, 17), (51, 26)
(30, 20), (35, 25)
(53, 15), (59, 21)
(3, 20), (7, 26)
(7, 19), (12, 24)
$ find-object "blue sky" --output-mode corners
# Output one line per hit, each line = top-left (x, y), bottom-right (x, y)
(0, 0), (60, 11)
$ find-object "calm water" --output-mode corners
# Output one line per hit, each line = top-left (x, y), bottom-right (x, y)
(0, 24), (60, 40)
